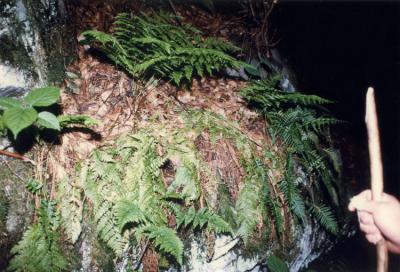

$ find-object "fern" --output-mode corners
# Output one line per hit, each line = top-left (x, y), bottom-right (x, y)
(58, 175), (83, 243)
(83, 178), (128, 256)
(309, 203), (338, 235)
(115, 198), (148, 230)
(63, 107), (339, 267)
(71, 127), (233, 266)
(175, 206), (233, 234)
(240, 75), (332, 111)
(168, 164), (200, 202)
(82, 12), (243, 86)
(240, 76), (341, 234)
(142, 226), (184, 265)
(236, 159), (274, 243)
(235, 177), (262, 243)
(279, 156), (305, 221)
(8, 200), (69, 272)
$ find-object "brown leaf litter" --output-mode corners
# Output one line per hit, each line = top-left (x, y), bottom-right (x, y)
(41, 2), (285, 270)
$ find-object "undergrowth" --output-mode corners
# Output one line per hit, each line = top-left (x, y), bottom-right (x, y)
(241, 75), (341, 234)
(82, 12), (243, 86)
(58, 106), (340, 266)
(59, 123), (235, 266)
(5, 10), (344, 271)
(8, 200), (69, 272)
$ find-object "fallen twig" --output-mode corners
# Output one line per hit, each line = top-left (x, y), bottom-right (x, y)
(0, 149), (36, 165)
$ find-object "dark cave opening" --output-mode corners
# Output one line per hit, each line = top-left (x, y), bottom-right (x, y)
(271, 1), (400, 270)
(272, 1), (400, 195)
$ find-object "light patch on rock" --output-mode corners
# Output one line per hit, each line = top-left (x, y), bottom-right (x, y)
(188, 235), (260, 272)
(0, 65), (27, 88)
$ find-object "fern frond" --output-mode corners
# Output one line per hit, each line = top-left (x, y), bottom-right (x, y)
(268, 195), (284, 238)
(83, 178), (128, 256)
(58, 177), (83, 243)
(142, 226), (184, 265)
(168, 164), (200, 202)
(235, 158), (271, 244)
(309, 203), (338, 235)
(115, 198), (148, 230)
(175, 206), (233, 234)
(241, 77), (332, 111)
(82, 12), (243, 86)
(306, 117), (338, 133)
(280, 159), (306, 221)
(206, 211), (234, 234)
(8, 202), (68, 272)
(235, 176), (263, 243)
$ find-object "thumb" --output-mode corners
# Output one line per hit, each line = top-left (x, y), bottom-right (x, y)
(348, 193), (376, 213)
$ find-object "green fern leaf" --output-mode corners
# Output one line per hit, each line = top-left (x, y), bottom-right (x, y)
(310, 203), (338, 235)
(82, 12), (242, 86)
(115, 199), (148, 230)
(168, 164), (200, 202)
(143, 226), (184, 265)
(8, 203), (68, 272)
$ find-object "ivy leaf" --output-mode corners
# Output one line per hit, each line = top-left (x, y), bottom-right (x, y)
(0, 97), (22, 110)
(25, 87), (60, 107)
(37, 111), (60, 131)
(3, 107), (38, 138)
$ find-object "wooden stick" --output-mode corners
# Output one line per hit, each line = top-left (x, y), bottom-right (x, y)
(365, 87), (388, 272)
(0, 149), (36, 165)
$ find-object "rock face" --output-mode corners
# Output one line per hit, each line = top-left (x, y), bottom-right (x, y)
(0, 2), (347, 271)
(0, 0), (74, 89)
(0, 1), (71, 269)
(0, 159), (33, 270)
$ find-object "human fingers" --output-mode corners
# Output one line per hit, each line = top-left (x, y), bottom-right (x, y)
(348, 190), (374, 212)
(371, 198), (400, 246)
(358, 210), (374, 225)
(359, 222), (380, 235)
(366, 233), (383, 245)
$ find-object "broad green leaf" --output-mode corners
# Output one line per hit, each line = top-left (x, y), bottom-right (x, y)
(0, 97), (22, 110)
(3, 107), (38, 138)
(267, 255), (289, 272)
(37, 111), (60, 130)
(25, 87), (60, 107)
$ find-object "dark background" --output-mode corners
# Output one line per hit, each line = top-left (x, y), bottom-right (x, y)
(271, 1), (400, 270)
(272, 0), (400, 195)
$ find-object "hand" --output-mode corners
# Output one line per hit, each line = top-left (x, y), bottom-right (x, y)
(348, 190), (400, 253)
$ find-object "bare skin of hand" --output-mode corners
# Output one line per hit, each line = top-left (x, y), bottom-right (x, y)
(348, 190), (400, 254)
